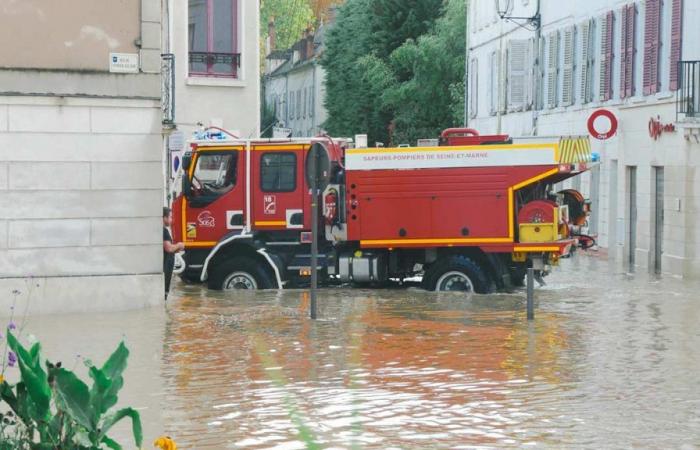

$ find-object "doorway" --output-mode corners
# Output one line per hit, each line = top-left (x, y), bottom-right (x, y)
(627, 166), (637, 269)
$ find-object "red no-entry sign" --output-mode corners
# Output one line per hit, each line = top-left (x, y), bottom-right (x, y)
(588, 109), (618, 140)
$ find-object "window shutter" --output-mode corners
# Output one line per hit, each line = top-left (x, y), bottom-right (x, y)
(620, 4), (636, 99)
(669, 0), (683, 90)
(470, 58), (479, 118)
(499, 50), (507, 113)
(579, 20), (591, 103)
(600, 11), (614, 101)
(562, 27), (575, 106)
(508, 40), (529, 111)
(643, 0), (661, 95)
(547, 31), (560, 108)
(489, 51), (498, 115)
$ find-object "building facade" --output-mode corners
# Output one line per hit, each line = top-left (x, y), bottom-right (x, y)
(0, 0), (165, 314)
(468, 0), (700, 278)
(165, 0), (260, 139)
(263, 24), (328, 137)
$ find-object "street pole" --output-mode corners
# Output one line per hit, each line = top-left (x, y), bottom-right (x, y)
(526, 267), (535, 320)
(310, 147), (319, 320)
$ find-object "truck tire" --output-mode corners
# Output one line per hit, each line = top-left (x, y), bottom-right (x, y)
(208, 257), (275, 291)
(423, 255), (492, 294)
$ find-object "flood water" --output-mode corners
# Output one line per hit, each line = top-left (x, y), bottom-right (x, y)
(24, 254), (700, 449)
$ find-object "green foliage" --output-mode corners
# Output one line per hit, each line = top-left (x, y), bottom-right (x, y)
(260, 0), (316, 52)
(322, 0), (393, 144)
(382, 0), (466, 144)
(322, 0), (462, 145)
(0, 336), (142, 450)
(322, 0), (466, 144)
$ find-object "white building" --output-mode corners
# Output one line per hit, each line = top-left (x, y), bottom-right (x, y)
(468, 0), (700, 278)
(165, 0), (260, 139)
(0, 0), (165, 314)
(263, 23), (328, 137)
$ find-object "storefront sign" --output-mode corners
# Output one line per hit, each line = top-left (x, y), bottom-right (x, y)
(648, 116), (676, 140)
(587, 109), (618, 140)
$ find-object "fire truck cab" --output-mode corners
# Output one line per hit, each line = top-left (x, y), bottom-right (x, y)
(172, 128), (595, 293)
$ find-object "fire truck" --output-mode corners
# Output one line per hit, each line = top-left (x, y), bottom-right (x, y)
(171, 128), (595, 293)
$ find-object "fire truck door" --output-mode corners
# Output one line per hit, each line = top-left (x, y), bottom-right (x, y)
(252, 146), (307, 231)
(183, 149), (246, 246)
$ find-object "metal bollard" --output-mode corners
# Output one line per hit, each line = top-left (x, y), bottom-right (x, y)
(526, 268), (535, 321)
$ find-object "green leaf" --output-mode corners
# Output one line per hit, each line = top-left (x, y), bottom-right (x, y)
(101, 435), (122, 450)
(72, 429), (92, 447)
(53, 368), (93, 430)
(88, 366), (112, 420)
(100, 342), (129, 381)
(99, 407), (143, 448)
(28, 342), (42, 368)
(7, 332), (51, 421)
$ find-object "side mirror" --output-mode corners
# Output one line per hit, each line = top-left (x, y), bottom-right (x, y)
(182, 152), (192, 171)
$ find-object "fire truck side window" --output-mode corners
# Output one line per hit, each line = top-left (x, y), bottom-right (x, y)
(192, 153), (237, 195)
(261, 152), (297, 192)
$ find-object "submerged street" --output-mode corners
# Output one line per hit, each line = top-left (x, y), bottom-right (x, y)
(27, 254), (700, 449)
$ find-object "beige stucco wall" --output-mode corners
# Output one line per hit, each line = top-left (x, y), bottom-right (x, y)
(0, 0), (141, 71)
(169, 0), (260, 138)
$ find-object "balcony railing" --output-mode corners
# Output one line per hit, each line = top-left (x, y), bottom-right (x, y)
(161, 53), (175, 127)
(188, 52), (241, 78)
(677, 61), (700, 121)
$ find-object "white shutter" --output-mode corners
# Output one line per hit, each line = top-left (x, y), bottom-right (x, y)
(489, 50), (498, 115)
(537, 36), (546, 110)
(507, 40), (530, 111)
(579, 19), (592, 103)
(546, 31), (560, 108)
(499, 50), (507, 113)
(470, 58), (478, 118)
(562, 26), (575, 106)
(599, 13), (610, 101)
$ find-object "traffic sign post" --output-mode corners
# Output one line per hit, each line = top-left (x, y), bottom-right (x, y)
(306, 143), (331, 320)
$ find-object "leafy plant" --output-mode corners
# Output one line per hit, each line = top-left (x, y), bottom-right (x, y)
(0, 333), (142, 450)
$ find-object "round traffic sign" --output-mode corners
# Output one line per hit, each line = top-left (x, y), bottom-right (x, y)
(587, 109), (618, 140)
(305, 142), (331, 190)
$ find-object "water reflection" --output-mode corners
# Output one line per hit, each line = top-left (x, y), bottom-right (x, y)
(25, 255), (700, 449)
(149, 255), (700, 449)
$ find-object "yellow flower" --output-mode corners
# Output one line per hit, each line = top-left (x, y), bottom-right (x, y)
(153, 436), (178, 450)
(0, 374), (4, 384)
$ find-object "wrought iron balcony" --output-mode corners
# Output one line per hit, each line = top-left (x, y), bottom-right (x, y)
(677, 61), (700, 120)
(188, 52), (241, 77)
(161, 53), (175, 127)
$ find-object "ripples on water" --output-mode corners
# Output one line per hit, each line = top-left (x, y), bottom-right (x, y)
(28, 255), (700, 449)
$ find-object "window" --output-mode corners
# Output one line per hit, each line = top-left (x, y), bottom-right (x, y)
(643, 0), (662, 95)
(580, 18), (596, 104)
(289, 92), (294, 122)
(189, 0), (240, 78)
(599, 11), (615, 101)
(546, 31), (560, 108)
(507, 40), (531, 111)
(261, 153), (296, 192)
(561, 27), (575, 106)
(192, 153), (238, 197)
(296, 91), (301, 119)
(619, 3), (637, 99)
(309, 89), (314, 117)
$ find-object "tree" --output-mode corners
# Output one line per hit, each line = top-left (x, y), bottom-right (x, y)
(380, 0), (466, 145)
(260, 0), (315, 54)
(322, 0), (444, 144)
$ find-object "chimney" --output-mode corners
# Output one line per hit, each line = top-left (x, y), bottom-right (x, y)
(306, 28), (315, 59)
(301, 30), (309, 60)
(268, 18), (276, 53)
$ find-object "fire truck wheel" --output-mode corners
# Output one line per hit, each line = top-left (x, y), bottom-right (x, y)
(208, 257), (275, 290)
(423, 255), (492, 294)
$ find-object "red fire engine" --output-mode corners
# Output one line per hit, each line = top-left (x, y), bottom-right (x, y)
(171, 128), (595, 293)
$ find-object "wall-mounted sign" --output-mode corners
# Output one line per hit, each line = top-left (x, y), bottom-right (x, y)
(587, 109), (618, 140)
(273, 127), (292, 138)
(109, 53), (139, 73)
(648, 116), (676, 140)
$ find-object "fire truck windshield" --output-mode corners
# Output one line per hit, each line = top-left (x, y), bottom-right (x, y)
(192, 153), (237, 197)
